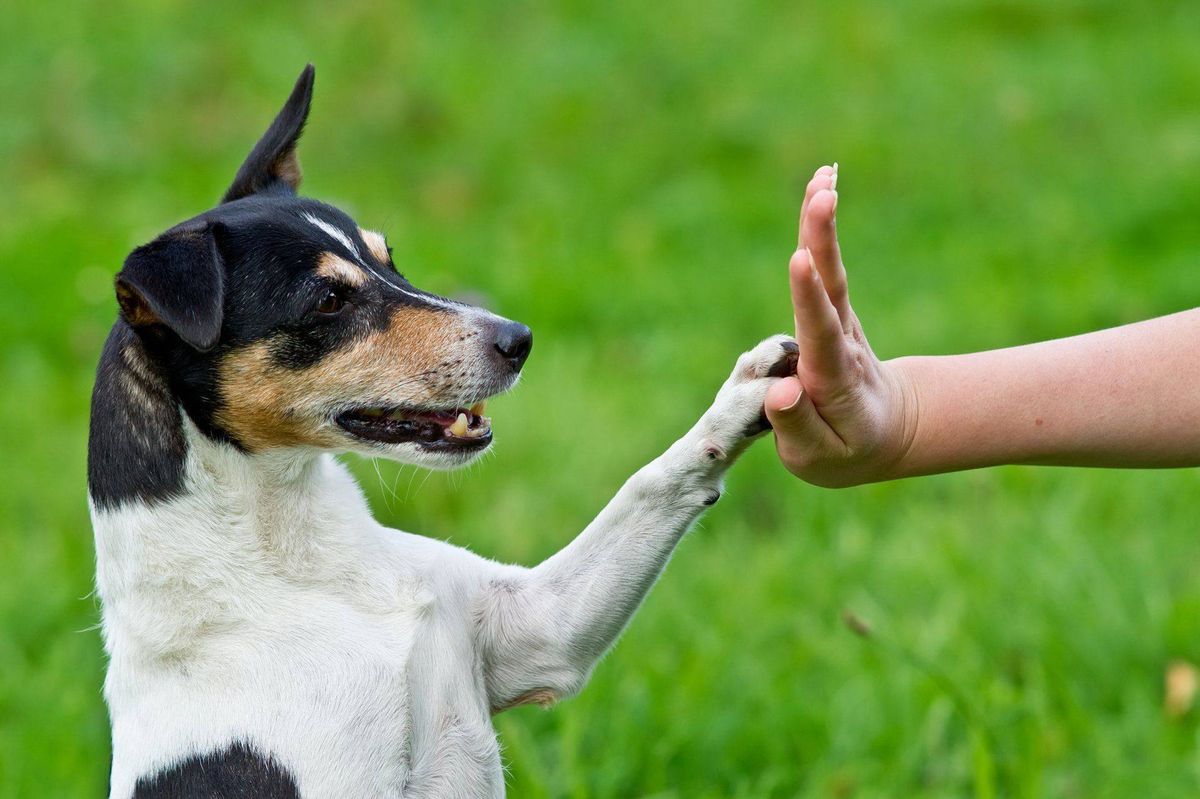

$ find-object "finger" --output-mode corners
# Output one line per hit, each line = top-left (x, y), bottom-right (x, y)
(763, 378), (840, 471)
(803, 187), (851, 324)
(789, 248), (847, 389)
(798, 165), (836, 248)
(763, 376), (824, 437)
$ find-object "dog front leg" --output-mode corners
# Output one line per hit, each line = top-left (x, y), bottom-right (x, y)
(478, 335), (797, 712)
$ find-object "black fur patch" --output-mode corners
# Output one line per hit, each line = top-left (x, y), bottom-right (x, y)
(87, 323), (187, 510)
(133, 741), (299, 798)
(117, 226), (225, 352)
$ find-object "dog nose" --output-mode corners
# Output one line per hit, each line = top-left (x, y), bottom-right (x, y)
(493, 321), (533, 373)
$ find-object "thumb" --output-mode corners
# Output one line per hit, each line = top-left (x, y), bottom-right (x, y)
(764, 376), (823, 438)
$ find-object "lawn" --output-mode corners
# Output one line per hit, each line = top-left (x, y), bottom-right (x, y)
(2, 1), (1199, 796)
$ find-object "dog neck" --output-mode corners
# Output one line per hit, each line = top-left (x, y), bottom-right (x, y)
(88, 323), (378, 658)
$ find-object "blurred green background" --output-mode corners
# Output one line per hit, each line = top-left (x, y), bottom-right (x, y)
(3, 1), (1199, 796)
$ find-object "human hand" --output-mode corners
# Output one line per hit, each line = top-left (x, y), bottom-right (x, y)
(763, 165), (918, 487)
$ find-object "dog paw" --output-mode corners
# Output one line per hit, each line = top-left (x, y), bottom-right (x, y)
(699, 335), (798, 456)
(732, 334), (800, 384)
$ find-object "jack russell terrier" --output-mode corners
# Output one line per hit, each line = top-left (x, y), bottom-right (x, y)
(88, 65), (798, 798)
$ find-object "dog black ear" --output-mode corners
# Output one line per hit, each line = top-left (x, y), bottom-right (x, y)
(221, 64), (315, 204)
(115, 225), (225, 352)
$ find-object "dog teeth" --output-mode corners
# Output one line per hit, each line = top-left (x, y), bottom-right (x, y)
(470, 400), (487, 416)
(448, 413), (470, 437)
(466, 415), (492, 438)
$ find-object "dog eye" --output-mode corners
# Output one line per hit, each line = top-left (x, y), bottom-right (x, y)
(314, 290), (346, 316)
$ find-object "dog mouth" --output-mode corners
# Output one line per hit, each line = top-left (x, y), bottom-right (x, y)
(335, 400), (493, 451)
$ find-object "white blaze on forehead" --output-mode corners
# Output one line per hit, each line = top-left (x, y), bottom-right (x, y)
(302, 212), (463, 312)
(303, 212), (364, 264)
(395, 286), (461, 312)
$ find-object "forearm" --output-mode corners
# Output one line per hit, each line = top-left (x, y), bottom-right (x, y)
(482, 425), (732, 712)
(890, 309), (1200, 477)
(527, 419), (736, 631)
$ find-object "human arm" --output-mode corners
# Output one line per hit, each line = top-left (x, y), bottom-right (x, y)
(764, 165), (1200, 486)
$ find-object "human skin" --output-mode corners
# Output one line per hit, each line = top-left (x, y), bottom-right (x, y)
(763, 165), (1200, 488)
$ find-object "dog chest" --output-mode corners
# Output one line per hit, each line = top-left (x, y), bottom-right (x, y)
(105, 588), (429, 796)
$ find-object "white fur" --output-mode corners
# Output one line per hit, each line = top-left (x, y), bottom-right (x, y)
(302, 211), (461, 313)
(92, 335), (792, 798)
(303, 212), (364, 264)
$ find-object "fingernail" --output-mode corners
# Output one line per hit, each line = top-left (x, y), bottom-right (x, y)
(782, 380), (804, 411)
(829, 162), (839, 191)
(830, 189), (839, 215)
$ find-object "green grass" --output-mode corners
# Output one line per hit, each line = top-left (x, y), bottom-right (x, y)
(3, 0), (1200, 796)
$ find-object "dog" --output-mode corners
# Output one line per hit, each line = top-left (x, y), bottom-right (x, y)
(87, 65), (798, 798)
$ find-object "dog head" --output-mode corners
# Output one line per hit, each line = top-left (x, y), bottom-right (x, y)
(114, 66), (531, 469)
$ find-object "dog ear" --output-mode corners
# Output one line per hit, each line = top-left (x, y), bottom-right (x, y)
(221, 64), (315, 204)
(115, 224), (225, 352)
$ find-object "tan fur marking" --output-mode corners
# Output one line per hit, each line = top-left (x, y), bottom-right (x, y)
(492, 688), (559, 713)
(274, 150), (303, 190)
(316, 252), (367, 287)
(359, 229), (390, 264)
(217, 306), (463, 451)
(116, 283), (160, 329)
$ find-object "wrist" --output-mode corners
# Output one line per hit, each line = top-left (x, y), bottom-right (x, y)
(878, 356), (923, 481)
